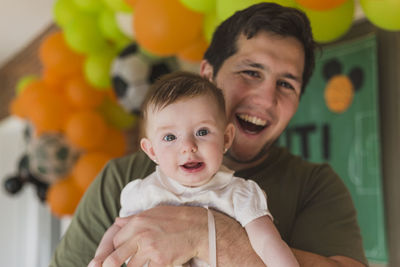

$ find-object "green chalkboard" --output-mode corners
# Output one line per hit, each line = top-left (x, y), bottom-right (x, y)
(279, 34), (387, 263)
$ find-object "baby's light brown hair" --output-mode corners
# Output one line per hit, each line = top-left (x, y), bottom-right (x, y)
(140, 71), (227, 137)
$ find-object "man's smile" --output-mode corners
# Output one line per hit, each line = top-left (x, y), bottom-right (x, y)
(236, 114), (268, 134)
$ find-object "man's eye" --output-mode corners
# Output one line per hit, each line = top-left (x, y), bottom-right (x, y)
(277, 80), (294, 90)
(242, 70), (260, 78)
(163, 134), (176, 141)
(196, 129), (209, 136)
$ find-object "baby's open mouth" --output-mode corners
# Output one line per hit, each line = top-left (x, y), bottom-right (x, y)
(236, 114), (267, 134)
(181, 162), (203, 170)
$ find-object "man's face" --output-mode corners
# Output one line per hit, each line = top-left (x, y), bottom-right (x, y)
(201, 31), (305, 165)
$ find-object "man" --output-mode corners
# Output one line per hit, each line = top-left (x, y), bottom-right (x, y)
(50, 3), (367, 267)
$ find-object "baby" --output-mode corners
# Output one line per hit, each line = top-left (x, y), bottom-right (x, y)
(89, 71), (298, 267)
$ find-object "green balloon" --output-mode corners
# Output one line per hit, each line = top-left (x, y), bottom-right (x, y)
(138, 46), (164, 63)
(64, 14), (108, 54)
(216, 0), (295, 22)
(72, 0), (104, 13)
(53, 0), (81, 27)
(273, 0), (296, 8)
(102, 0), (132, 13)
(115, 35), (133, 52)
(360, 0), (400, 31)
(298, 0), (354, 43)
(203, 12), (219, 43)
(216, 0), (259, 22)
(84, 50), (117, 89)
(98, 98), (136, 130)
(179, 0), (215, 14)
(16, 75), (38, 94)
(98, 9), (130, 42)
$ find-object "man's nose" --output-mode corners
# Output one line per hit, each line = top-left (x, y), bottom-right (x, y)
(256, 80), (278, 107)
(181, 137), (198, 154)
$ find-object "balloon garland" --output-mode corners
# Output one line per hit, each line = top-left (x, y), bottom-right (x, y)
(8, 29), (133, 217)
(5, 0), (399, 218)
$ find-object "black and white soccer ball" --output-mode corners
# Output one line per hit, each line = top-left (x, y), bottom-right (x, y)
(28, 133), (80, 184)
(111, 43), (179, 114)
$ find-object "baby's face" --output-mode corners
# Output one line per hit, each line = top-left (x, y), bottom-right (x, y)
(141, 95), (232, 187)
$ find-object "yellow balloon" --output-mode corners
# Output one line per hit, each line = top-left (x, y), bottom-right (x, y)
(298, 0), (354, 43)
(16, 75), (38, 94)
(180, 0), (215, 13)
(217, 0), (296, 22)
(203, 12), (219, 43)
(360, 0), (400, 31)
(216, 0), (259, 22)
(84, 50), (116, 89)
(98, 98), (137, 129)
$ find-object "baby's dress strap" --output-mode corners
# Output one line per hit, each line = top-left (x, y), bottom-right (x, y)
(204, 206), (217, 267)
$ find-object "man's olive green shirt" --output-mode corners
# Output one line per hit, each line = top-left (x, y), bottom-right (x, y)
(50, 146), (368, 266)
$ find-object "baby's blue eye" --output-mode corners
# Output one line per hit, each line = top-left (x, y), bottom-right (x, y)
(163, 134), (176, 141)
(196, 129), (209, 136)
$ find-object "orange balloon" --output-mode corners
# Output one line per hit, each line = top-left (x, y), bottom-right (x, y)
(39, 31), (85, 78)
(96, 127), (127, 157)
(65, 110), (108, 150)
(295, 0), (347, 10)
(104, 89), (118, 103)
(47, 177), (83, 217)
(66, 75), (106, 109)
(29, 96), (71, 135)
(10, 80), (71, 133)
(124, 0), (137, 8)
(9, 80), (46, 118)
(177, 35), (209, 62)
(42, 67), (69, 89)
(72, 152), (112, 191)
(9, 97), (27, 118)
(134, 0), (203, 56)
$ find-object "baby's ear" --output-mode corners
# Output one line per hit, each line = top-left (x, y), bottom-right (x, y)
(224, 123), (235, 151)
(140, 138), (157, 163)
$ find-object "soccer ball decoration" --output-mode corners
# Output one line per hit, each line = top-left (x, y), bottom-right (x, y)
(111, 43), (179, 114)
(2, 126), (77, 202)
(3, 154), (49, 202)
(27, 133), (80, 184)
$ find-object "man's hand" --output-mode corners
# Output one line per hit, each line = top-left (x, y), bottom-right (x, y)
(88, 223), (122, 267)
(292, 249), (367, 267)
(102, 205), (266, 267)
(102, 206), (209, 267)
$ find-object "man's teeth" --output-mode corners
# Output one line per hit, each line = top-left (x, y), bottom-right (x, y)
(238, 114), (267, 126)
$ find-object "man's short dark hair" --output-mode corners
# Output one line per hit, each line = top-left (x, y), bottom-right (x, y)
(204, 2), (317, 94)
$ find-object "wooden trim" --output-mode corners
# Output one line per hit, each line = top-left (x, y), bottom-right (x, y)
(0, 23), (59, 121)
(376, 27), (400, 266)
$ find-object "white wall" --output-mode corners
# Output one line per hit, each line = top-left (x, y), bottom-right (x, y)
(0, 0), (54, 66)
(0, 1), (56, 265)
(0, 117), (59, 267)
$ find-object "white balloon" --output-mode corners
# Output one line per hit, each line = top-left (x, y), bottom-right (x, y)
(115, 12), (135, 39)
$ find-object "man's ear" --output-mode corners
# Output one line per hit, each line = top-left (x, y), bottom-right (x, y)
(200, 60), (214, 81)
(140, 138), (157, 163)
(223, 123), (235, 152)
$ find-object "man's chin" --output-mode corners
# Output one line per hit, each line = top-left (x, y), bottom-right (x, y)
(226, 146), (268, 165)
